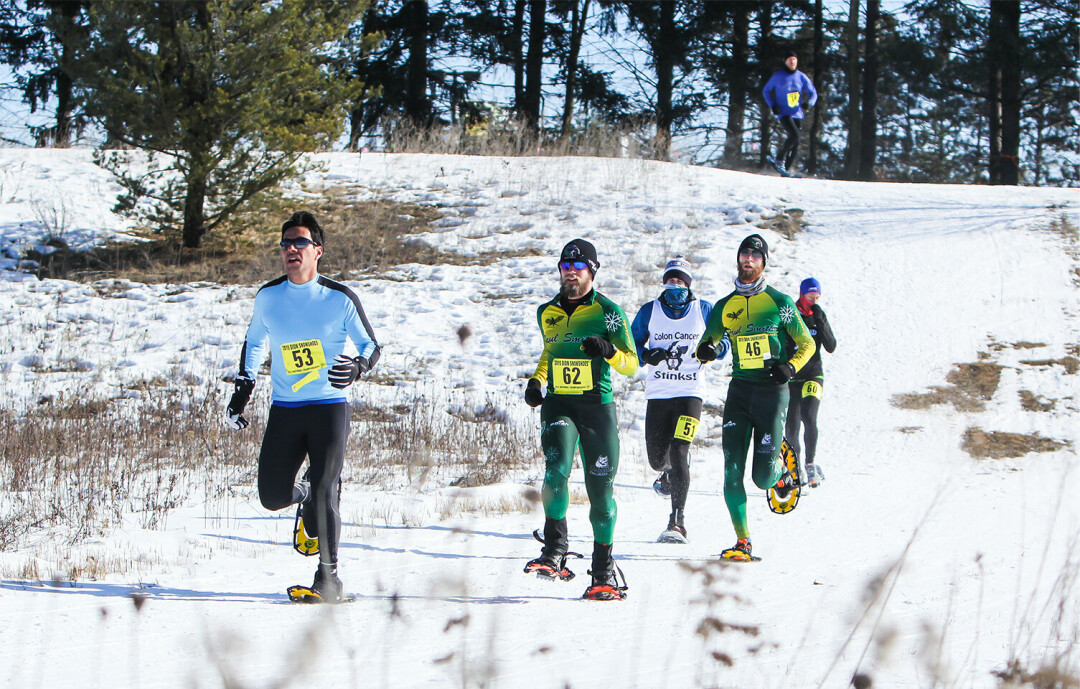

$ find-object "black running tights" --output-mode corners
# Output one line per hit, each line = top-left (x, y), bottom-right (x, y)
(644, 397), (702, 511)
(258, 402), (349, 566)
(777, 116), (803, 170)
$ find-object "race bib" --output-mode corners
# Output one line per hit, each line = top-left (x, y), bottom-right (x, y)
(552, 358), (592, 395)
(737, 334), (770, 369)
(280, 339), (326, 375)
(673, 415), (699, 443)
(802, 380), (823, 399)
(787, 91), (800, 107)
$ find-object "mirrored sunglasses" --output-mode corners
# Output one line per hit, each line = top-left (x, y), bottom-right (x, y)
(559, 260), (590, 271)
(280, 237), (319, 250)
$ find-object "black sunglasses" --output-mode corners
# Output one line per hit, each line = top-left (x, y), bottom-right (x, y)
(280, 237), (320, 250)
(559, 260), (590, 271)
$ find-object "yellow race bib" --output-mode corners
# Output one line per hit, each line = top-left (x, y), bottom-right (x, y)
(552, 358), (592, 394)
(281, 339), (326, 374)
(737, 333), (769, 369)
(280, 339), (326, 391)
(802, 380), (823, 399)
(673, 415), (699, 443)
(787, 91), (800, 108)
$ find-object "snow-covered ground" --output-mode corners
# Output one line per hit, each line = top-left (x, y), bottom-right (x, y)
(1, 149), (1078, 689)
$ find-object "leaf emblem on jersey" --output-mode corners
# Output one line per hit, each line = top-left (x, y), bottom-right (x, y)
(545, 315), (565, 327)
(726, 308), (744, 320)
(779, 305), (796, 325)
(604, 311), (623, 333)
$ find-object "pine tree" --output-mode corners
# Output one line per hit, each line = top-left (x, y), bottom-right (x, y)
(0, 1), (88, 147)
(612, 0), (710, 161)
(72, 0), (367, 248)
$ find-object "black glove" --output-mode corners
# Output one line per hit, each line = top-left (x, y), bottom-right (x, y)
(642, 348), (667, 366)
(581, 335), (616, 359)
(328, 354), (369, 389)
(524, 378), (544, 408)
(768, 360), (796, 384)
(695, 340), (718, 363)
(225, 375), (254, 430)
(771, 105), (781, 116)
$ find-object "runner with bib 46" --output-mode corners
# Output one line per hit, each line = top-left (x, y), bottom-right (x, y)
(695, 234), (815, 562)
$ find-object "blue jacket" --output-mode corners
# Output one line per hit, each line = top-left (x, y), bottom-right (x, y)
(762, 69), (817, 119)
(631, 295), (717, 364)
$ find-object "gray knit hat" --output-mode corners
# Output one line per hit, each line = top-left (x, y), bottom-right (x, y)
(662, 256), (693, 286)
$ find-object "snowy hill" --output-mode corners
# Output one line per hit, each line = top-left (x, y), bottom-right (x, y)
(0, 150), (1078, 689)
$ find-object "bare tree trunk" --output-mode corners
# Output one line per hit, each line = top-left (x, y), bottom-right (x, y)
(756, 2), (773, 168)
(857, 0), (878, 180)
(44, 1), (84, 147)
(348, 6), (378, 151)
(988, 1), (1003, 184)
(522, 0), (546, 136)
(653, 0), (676, 160)
(807, 0), (824, 174)
(998, 0), (1021, 185)
(560, 0), (590, 140)
(1031, 101), (1045, 186)
(182, 162), (209, 248)
(404, 0), (429, 128)
(723, 2), (751, 166)
(511, 0), (527, 107)
(843, 0), (861, 179)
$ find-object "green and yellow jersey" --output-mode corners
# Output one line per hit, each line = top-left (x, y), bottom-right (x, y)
(702, 286), (815, 384)
(532, 290), (638, 404)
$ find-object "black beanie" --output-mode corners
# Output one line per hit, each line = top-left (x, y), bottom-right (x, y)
(783, 48), (798, 60)
(560, 239), (599, 275)
(281, 211), (324, 246)
(738, 234), (769, 265)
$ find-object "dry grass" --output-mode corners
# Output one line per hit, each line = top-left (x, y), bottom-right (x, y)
(756, 208), (806, 239)
(26, 189), (542, 284)
(993, 660), (1079, 688)
(1019, 390), (1056, 412)
(1019, 357), (1080, 375)
(0, 385), (249, 551)
(379, 114), (650, 159)
(0, 377), (538, 563)
(891, 361), (1004, 412)
(346, 394), (538, 490)
(961, 427), (1069, 459)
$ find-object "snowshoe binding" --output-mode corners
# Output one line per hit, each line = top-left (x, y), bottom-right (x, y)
(806, 463), (825, 488)
(767, 438), (802, 514)
(582, 543), (627, 601)
(720, 538), (760, 563)
(765, 154), (802, 178)
(293, 498), (318, 556)
(656, 508), (688, 544)
(287, 563), (352, 604)
(524, 519), (582, 582)
(652, 471), (672, 497)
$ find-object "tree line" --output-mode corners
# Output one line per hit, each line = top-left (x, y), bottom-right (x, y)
(0, 0), (1075, 248)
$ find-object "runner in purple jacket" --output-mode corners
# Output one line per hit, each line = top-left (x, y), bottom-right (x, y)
(762, 49), (818, 175)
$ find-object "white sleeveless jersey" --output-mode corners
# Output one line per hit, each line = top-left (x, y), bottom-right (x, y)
(645, 299), (707, 400)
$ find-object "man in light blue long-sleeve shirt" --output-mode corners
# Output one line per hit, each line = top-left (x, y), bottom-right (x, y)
(225, 210), (380, 603)
(762, 49), (818, 175)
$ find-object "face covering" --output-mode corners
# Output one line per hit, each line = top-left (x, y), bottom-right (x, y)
(662, 283), (690, 307)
